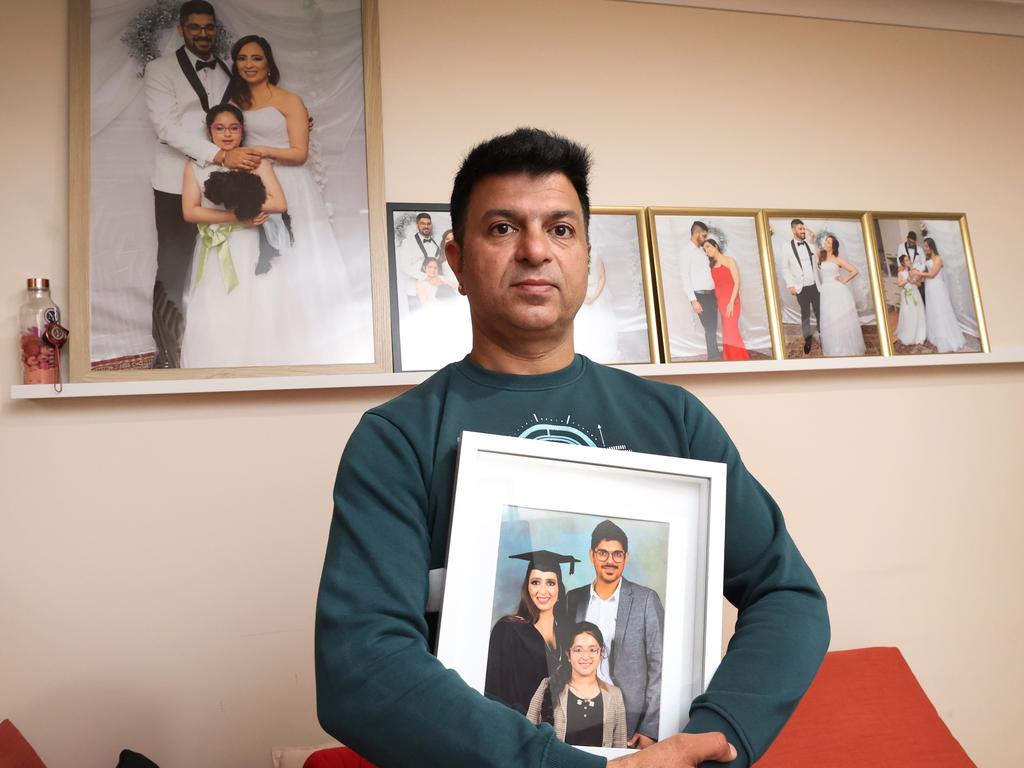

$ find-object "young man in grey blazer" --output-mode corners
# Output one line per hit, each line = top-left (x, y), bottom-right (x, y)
(566, 519), (664, 749)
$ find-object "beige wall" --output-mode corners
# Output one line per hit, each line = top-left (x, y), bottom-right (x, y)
(1, 1), (1021, 766)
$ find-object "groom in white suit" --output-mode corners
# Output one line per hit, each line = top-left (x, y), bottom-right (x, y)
(782, 218), (822, 355)
(143, 0), (261, 367)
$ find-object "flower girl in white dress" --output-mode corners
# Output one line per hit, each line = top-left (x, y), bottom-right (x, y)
(895, 254), (927, 346)
(180, 105), (287, 368)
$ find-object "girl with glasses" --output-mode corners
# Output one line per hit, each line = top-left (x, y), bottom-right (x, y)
(179, 104), (286, 367)
(527, 621), (627, 749)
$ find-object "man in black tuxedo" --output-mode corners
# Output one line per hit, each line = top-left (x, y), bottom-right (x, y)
(143, 0), (261, 367)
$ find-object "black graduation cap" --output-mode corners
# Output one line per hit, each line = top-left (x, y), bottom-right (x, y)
(509, 549), (581, 576)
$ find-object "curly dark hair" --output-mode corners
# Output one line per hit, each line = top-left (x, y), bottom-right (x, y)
(203, 170), (267, 222)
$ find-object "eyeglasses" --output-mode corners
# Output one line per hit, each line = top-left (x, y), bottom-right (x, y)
(569, 645), (602, 657)
(211, 124), (242, 134)
(593, 548), (625, 563)
(185, 24), (217, 34)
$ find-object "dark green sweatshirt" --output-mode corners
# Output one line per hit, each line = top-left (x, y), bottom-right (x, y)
(315, 355), (829, 768)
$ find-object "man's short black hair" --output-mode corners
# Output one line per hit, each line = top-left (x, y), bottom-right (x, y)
(180, 0), (216, 24)
(449, 127), (592, 244)
(416, 212), (432, 221)
(691, 220), (709, 236)
(907, 231), (917, 241)
(791, 218), (804, 229)
(590, 520), (628, 552)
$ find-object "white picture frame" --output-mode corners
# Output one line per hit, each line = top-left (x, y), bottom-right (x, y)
(436, 431), (726, 760)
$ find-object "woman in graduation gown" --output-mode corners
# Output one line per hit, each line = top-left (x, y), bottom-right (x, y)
(485, 550), (579, 715)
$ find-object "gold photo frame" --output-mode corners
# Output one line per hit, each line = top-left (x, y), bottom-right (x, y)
(866, 212), (989, 356)
(762, 210), (889, 360)
(68, 0), (389, 382)
(647, 208), (779, 363)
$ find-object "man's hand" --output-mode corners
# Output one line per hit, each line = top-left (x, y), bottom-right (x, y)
(241, 211), (268, 228)
(609, 732), (737, 767)
(628, 733), (657, 749)
(690, 299), (703, 315)
(788, 286), (799, 296)
(223, 147), (262, 171)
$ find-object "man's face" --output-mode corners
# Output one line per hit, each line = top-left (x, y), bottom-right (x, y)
(417, 217), (433, 237)
(179, 13), (217, 59)
(793, 223), (806, 241)
(590, 538), (627, 586)
(445, 172), (590, 344)
(907, 236), (917, 248)
(694, 229), (708, 246)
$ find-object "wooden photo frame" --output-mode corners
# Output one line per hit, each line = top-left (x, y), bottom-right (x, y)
(867, 213), (989, 355)
(69, 0), (389, 381)
(648, 208), (778, 362)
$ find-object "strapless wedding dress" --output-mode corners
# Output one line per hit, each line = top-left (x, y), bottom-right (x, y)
(818, 260), (865, 356)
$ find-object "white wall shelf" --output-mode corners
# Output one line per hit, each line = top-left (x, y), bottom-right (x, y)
(10, 346), (1024, 400)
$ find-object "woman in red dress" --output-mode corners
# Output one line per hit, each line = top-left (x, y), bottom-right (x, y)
(703, 238), (750, 360)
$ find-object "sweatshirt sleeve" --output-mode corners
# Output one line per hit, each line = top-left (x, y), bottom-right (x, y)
(314, 413), (607, 768)
(678, 394), (830, 768)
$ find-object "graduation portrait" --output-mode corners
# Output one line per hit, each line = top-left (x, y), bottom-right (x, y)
(485, 505), (669, 753)
(76, 0), (380, 377)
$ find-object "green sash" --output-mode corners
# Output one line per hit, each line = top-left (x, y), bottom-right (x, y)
(195, 223), (242, 293)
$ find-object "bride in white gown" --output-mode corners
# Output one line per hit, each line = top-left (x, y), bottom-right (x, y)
(229, 35), (355, 365)
(916, 238), (965, 353)
(817, 235), (865, 357)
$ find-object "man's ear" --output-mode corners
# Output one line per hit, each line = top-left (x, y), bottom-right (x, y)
(445, 237), (463, 282)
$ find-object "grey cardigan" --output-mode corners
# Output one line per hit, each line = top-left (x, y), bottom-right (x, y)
(526, 677), (627, 749)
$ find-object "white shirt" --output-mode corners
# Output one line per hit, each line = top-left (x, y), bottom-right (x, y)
(584, 580), (621, 684)
(898, 242), (926, 272)
(681, 240), (714, 301)
(182, 48), (230, 105)
(791, 238), (817, 287)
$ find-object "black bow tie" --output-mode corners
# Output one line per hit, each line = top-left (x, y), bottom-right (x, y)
(195, 59), (218, 72)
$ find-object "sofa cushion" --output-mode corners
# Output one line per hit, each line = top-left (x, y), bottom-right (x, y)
(754, 647), (974, 766)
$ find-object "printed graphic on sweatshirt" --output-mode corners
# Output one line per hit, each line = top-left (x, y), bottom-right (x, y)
(514, 413), (628, 451)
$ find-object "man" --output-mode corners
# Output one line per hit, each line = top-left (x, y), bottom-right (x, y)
(781, 218), (822, 354)
(897, 231), (926, 305)
(398, 212), (442, 307)
(315, 128), (828, 768)
(680, 221), (721, 360)
(143, 0), (261, 367)
(566, 521), (664, 749)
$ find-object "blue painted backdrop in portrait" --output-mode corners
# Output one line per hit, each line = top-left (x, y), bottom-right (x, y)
(489, 505), (670, 628)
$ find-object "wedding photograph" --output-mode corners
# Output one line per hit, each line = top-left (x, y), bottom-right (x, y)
(574, 208), (659, 365)
(386, 204), (470, 372)
(870, 215), (987, 355)
(485, 505), (669, 750)
(648, 209), (775, 362)
(80, 0), (377, 374)
(766, 213), (884, 359)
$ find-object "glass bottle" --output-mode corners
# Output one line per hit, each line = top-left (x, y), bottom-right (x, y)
(19, 278), (61, 385)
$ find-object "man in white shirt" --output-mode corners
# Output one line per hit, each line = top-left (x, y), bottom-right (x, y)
(398, 212), (442, 306)
(679, 221), (721, 360)
(897, 231), (926, 305)
(143, 0), (262, 367)
(781, 218), (822, 355)
(566, 520), (664, 749)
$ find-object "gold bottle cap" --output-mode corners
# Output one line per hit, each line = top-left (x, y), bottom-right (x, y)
(27, 278), (50, 289)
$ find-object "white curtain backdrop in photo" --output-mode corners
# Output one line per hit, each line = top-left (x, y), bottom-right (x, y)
(89, 0), (372, 365)
(656, 216), (772, 360)
(770, 218), (875, 326)
(876, 219), (979, 337)
(575, 214), (653, 365)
